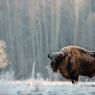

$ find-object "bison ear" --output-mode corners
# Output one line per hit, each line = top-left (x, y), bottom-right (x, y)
(58, 52), (66, 59)
(59, 53), (64, 58)
(57, 53), (65, 63)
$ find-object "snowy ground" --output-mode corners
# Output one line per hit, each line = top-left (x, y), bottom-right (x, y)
(0, 80), (95, 95)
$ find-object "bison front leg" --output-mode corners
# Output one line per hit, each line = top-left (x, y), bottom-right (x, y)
(67, 62), (79, 84)
(70, 71), (79, 84)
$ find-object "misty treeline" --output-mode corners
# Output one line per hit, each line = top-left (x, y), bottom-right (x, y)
(0, 0), (95, 80)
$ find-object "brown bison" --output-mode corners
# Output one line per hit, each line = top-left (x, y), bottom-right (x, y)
(48, 46), (95, 83)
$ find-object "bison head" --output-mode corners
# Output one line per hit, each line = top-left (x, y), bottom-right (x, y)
(48, 52), (65, 72)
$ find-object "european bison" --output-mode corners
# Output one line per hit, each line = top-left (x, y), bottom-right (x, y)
(48, 46), (95, 83)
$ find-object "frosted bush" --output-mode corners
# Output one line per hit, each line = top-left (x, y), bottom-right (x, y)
(0, 40), (9, 69)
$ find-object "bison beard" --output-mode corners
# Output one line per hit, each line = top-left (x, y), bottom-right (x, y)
(48, 46), (95, 84)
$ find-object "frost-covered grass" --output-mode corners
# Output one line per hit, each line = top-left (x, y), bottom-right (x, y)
(0, 79), (95, 95)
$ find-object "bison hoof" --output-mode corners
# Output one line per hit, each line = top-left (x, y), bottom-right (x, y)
(72, 80), (75, 84)
(71, 80), (78, 84)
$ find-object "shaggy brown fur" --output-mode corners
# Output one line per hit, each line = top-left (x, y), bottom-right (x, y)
(48, 46), (95, 83)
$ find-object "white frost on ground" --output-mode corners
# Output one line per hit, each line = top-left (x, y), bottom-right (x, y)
(0, 79), (95, 95)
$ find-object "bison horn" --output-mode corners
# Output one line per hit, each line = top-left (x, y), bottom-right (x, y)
(48, 54), (52, 59)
